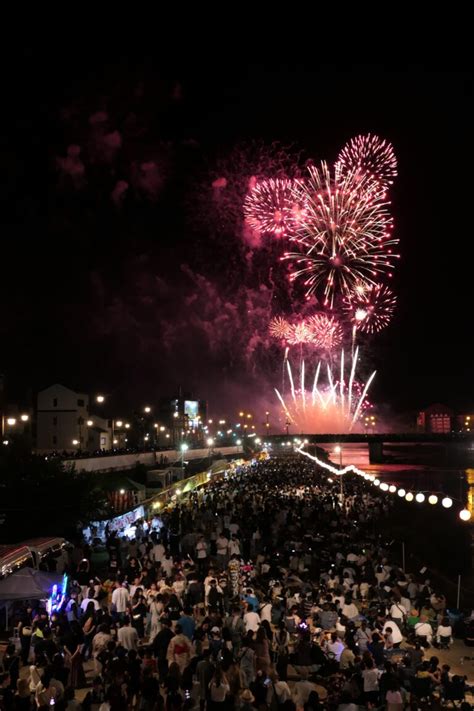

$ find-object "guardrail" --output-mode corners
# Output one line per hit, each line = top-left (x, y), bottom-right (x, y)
(63, 446), (244, 473)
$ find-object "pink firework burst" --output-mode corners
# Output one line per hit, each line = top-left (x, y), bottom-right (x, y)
(269, 316), (291, 342)
(282, 162), (398, 307)
(307, 314), (343, 351)
(336, 134), (397, 189)
(243, 178), (307, 237)
(286, 320), (316, 345)
(344, 283), (397, 333)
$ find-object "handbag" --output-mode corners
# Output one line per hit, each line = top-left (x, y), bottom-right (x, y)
(21, 626), (32, 637)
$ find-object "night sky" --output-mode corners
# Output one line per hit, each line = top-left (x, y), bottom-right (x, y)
(2, 54), (473, 417)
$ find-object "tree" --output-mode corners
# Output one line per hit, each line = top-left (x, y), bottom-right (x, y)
(0, 440), (112, 542)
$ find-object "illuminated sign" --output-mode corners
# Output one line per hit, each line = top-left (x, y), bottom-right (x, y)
(184, 400), (199, 425)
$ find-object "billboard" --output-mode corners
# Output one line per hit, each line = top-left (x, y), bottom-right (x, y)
(184, 400), (199, 425)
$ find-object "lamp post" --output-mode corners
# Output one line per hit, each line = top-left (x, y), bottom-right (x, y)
(207, 437), (214, 463)
(180, 442), (188, 470)
(1, 416), (16, 438)
(334, 445), (343, 505)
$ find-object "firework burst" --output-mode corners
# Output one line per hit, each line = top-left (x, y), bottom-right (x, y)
(269, 316), (291, 342)
(243, 178), (307, 237)
(274, 348), (375, 433)
(283, 162), (398, 307)
(344, 283), (397, 333)
(336, 133), (397, 189)
(307, 314), (343, 350)
(286, 320), (316, 345)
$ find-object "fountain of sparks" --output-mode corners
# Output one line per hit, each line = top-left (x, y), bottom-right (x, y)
(274, 347), (375, 433)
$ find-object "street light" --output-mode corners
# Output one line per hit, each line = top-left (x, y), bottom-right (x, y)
(144, 406), (151, 413)
(180, 443), (188, 469)
(20, 414), (29, 422)
(96, 395), (105, 403)
(6, 418), (16, 426)
(87, 420), (93, 427)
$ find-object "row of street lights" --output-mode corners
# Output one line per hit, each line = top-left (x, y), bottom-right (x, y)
(2, 413), (30, 445)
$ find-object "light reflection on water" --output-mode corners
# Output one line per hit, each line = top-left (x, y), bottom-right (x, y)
(321, 443), (473, 506)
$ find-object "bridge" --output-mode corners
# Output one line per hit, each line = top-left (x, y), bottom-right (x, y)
(264, 433), (474, 464)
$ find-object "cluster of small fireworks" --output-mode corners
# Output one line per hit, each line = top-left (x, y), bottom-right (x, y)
(275, 348), (375, 433)
(343, 283), (397, 334)
(269, 314), (343, 350)
(261, 134), (400, 430)
(243, 178), (306, 237)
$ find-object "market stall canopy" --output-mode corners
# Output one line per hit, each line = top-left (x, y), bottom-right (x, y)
(0, 567), (62, 601)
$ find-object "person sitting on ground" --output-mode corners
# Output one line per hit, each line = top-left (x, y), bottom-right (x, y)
(436, 617), (453, 648)
(414, 616), (433, 645)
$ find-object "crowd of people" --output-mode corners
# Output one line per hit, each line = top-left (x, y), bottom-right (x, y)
(1, 454), (473, 711)
(46, 447), (173, 461)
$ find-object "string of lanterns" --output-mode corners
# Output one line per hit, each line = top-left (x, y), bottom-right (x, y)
(296, 447), (472, 522)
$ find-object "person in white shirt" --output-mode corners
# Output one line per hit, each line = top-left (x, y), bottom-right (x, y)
(273, 678), (291, 705)
(259, 599), (272, 624)
(293, 670), (318, 707)
(161, 554), (174, 577)
(326, 632), (345, 661)
(414, 618), (433, 644)
(243, 604), (261, 632)
(173, 574), (186, 601)
(390, 601), (407, 623)
(228, 535), (241, 557)
(117, 618), (139, 651)
(229, 521), (239, 536)
(436, 617), (452, 646)
(111, 583), (130, 618)
(382, 621), (403, 646)
(80, 588), (100, 613)
(195, 536), (208, 572)
(400, 595), (411, 614)
(208, 668), (230, 704)
(216, 534), (229, 568)
(342, 600), (359, 620)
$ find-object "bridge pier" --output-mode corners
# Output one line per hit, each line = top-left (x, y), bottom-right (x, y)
(369, 441), (384, 464)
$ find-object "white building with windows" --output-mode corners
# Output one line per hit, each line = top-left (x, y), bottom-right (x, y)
(36, 384), (110, 452)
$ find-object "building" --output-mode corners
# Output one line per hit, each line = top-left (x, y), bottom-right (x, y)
(36, 384), (110, 452)
(417, 404), (474, 434)
(457, 413), (474, 433)
(417, 403), (454, 433)
(157, 395), (207, 446)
